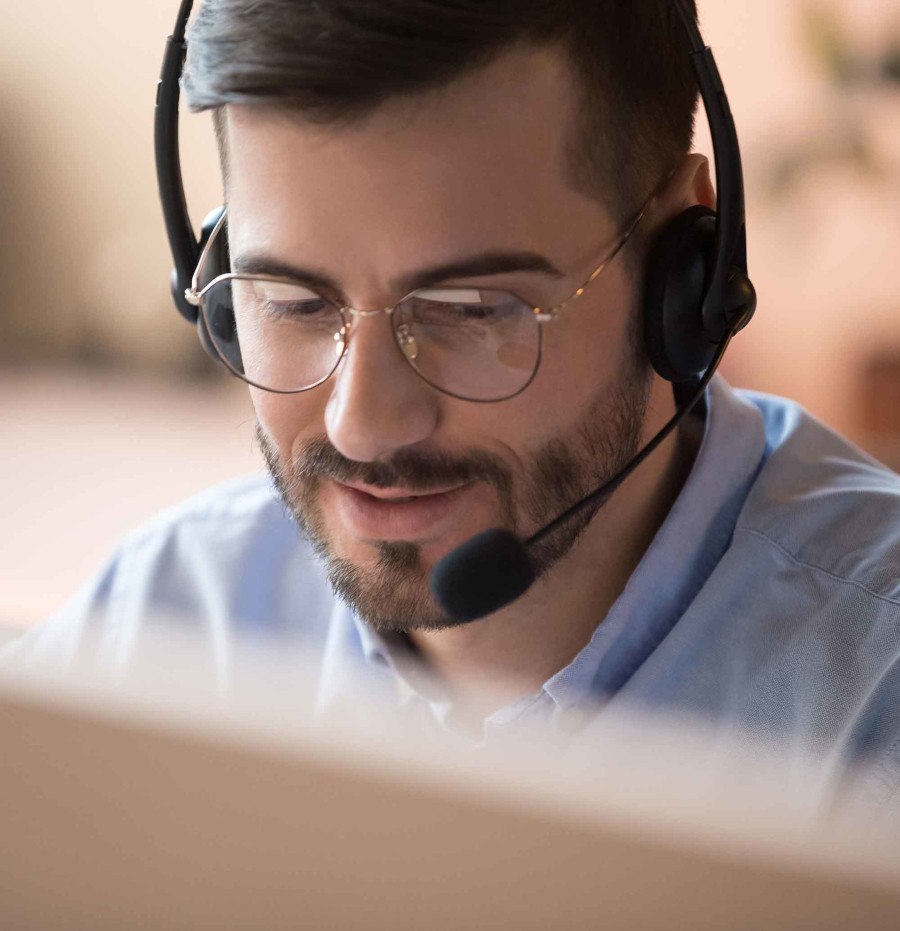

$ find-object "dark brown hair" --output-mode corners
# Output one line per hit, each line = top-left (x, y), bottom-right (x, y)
(182, 0), (699, 229)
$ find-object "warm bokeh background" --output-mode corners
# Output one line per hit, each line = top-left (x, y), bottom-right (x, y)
(1, 0), (898, 627)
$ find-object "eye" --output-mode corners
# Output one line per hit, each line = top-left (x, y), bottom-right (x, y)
(452, 302), (496, 320)
(264, 297), (331, 318)
(406, 289), (524, 326)
(232, 279), (337, 321)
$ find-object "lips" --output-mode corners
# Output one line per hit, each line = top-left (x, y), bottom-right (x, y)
(338, 479), (466, 501)
(331, 479), (472, 541)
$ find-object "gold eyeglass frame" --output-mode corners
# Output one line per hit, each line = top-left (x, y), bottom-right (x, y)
(184, 194), (652, 403)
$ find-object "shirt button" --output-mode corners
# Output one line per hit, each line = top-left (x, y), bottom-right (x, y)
(557, 705), (591, 735)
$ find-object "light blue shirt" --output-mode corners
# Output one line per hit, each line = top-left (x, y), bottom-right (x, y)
(6, 377), (900, 808)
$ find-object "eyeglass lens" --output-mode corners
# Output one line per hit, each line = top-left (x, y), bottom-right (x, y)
(200, 277), (542, 402)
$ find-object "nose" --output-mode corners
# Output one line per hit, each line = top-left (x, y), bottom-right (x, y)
(324, 312), (440, 463)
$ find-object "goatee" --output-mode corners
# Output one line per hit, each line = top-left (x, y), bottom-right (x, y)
(259, 368), (650, 633)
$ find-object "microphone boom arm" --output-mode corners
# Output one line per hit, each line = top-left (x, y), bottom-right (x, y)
(527, 333), (732, 551)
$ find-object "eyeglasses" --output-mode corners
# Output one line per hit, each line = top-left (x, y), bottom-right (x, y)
(185, 198), (650, 403)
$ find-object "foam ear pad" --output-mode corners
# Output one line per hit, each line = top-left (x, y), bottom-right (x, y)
(170, 267), (197, 324)
(643, 204), (718, 382)
(196, 206), (229, 285)
(168, 205), (229, 326)
(193, 206), (233, 365)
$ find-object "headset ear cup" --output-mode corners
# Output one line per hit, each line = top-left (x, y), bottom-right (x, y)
(170, 267), (196, 323)
(643, 205), (718, 382)
(196, 312), (221, 364)
(199, 276), (244, 374)
(196, 206), (229, 284)
(193, 206), (231, 365)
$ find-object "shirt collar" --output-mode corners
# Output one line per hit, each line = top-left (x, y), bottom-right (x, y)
(543, 375), (768, 708)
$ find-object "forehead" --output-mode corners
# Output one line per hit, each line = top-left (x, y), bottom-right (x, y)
(222, 44), (615, 282)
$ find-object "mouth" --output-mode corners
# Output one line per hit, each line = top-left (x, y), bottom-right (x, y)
(339, 479), (467, 501)
(330, 479), (474, 542)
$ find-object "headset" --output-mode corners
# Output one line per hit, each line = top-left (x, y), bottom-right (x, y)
(155, 0), (757, 622)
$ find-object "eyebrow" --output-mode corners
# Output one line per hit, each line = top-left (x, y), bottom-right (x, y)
(230, 250), (565, 297)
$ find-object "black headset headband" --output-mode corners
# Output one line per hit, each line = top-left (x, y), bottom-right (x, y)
(155, 0), (748, 338)
(156, 0), (197, 323)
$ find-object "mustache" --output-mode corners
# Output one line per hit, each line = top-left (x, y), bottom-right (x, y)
(259, 431), (512, 496)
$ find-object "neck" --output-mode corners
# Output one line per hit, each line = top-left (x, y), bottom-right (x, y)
(407, 378), (702, 721)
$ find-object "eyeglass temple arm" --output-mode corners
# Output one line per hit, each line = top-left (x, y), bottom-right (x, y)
(538, 198), (649, 321)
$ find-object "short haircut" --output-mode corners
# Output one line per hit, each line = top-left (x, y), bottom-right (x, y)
(182, 0), (699, 233)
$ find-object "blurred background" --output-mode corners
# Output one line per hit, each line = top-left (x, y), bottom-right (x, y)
(0, 0), (898, 628)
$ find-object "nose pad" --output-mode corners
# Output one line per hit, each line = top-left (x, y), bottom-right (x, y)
(396, 324), (419, 361)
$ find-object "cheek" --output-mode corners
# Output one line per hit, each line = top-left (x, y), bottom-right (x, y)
(519, 291), (635, 438)
(251, 385), (330, 459)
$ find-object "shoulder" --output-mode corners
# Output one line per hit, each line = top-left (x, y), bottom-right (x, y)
(109, 472), (331, 617)
(684, 391), (900, 766)
(126, 472), (289, 541)
(721, 391), (900, 770)
(3, 474), (336, 666)
(109, 471), (321, 571)
(734, 390), (900, 605)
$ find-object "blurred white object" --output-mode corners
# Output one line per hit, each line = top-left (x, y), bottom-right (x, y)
(0, 630), (898, 931)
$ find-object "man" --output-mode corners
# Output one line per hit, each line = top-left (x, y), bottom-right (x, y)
(9, 2), (900, 804)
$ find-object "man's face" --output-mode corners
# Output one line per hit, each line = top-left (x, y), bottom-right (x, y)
(224, 44), (653, 631)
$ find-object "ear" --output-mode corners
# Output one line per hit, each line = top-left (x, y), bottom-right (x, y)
(688, 155), (716, 212)
(656, 153), (717, 217)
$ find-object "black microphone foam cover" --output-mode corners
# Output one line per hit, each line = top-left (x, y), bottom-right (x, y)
(429, 528), (536, 623)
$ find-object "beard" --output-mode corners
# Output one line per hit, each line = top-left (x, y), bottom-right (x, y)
(259, 358), (652, 634)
